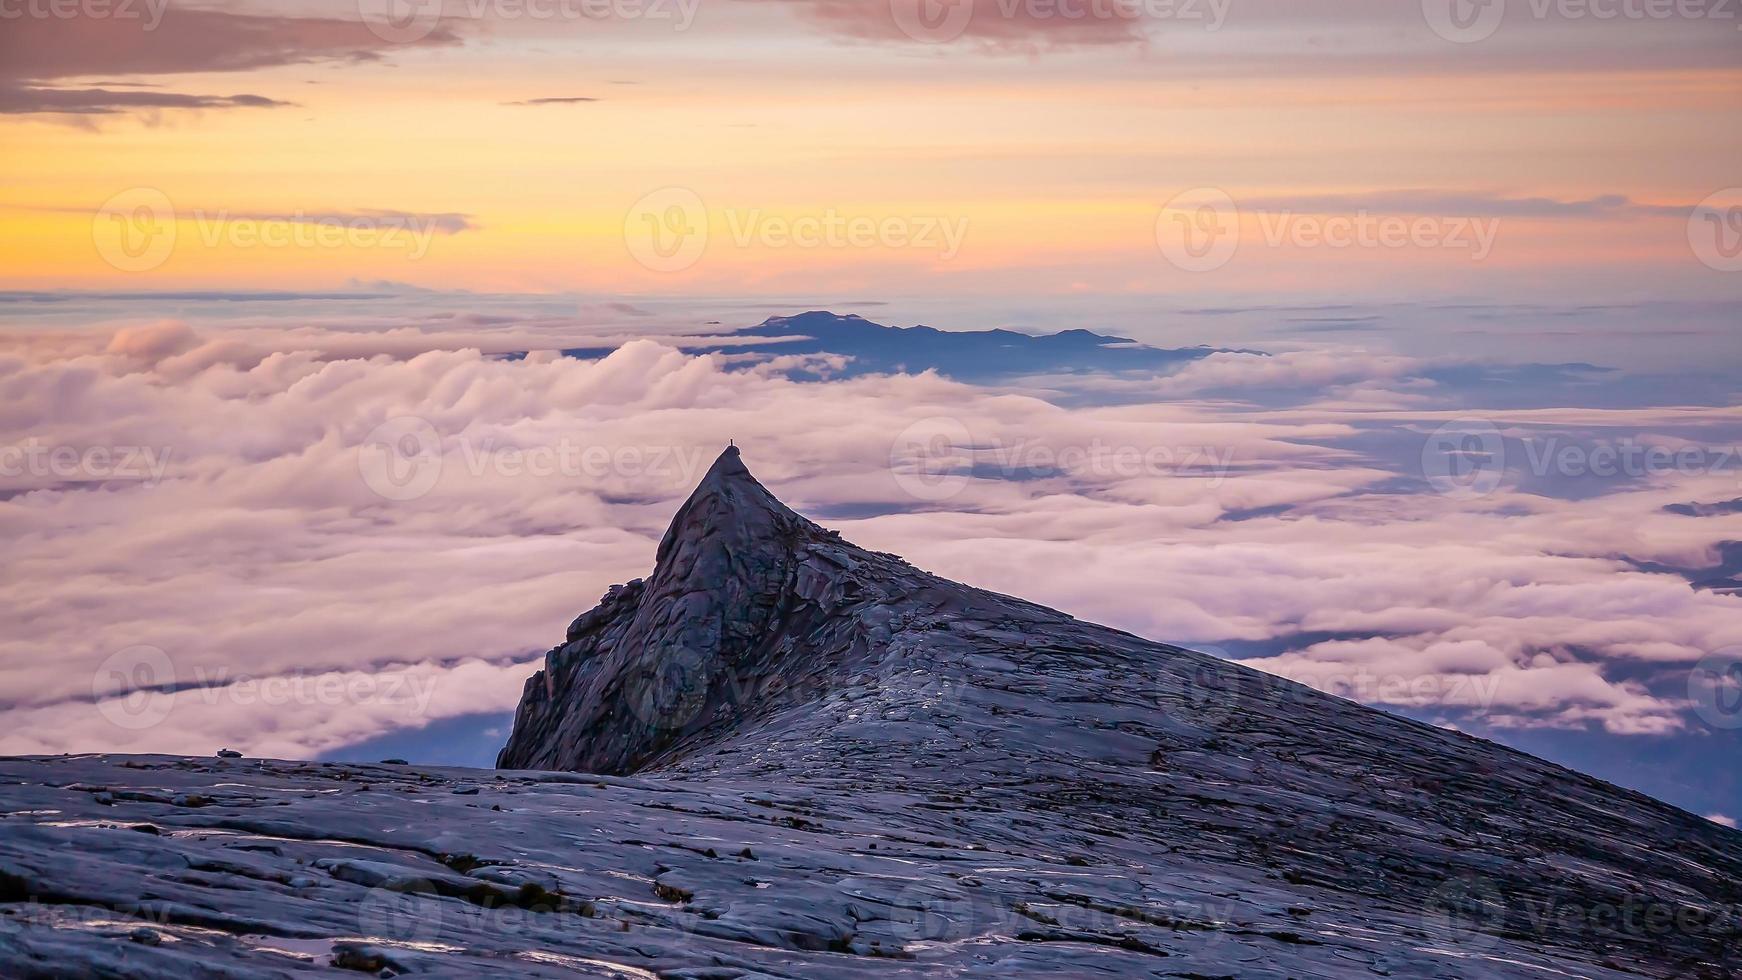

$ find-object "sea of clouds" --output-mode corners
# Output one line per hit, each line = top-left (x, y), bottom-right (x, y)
(2, 311), (1739, 790)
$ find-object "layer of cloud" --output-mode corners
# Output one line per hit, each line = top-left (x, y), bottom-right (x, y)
(3, 313), (1741, 762)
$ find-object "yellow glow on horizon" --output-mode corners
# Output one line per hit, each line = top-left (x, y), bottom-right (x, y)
(5, 33), (1737, 296)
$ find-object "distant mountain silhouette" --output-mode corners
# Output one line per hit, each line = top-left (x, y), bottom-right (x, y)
(562, 311), (1256, 380)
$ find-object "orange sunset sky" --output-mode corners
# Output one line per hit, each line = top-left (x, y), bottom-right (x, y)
(1, 1), (1739, 302)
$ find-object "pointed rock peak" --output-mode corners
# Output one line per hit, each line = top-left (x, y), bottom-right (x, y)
(654, 445), (808, 564)
(501, 447), (836, 773)
(704, 442), (749, 481)
(685, 445), (776, 507)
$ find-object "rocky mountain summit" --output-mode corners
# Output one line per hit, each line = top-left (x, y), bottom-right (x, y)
(3, 447), (1740, 977)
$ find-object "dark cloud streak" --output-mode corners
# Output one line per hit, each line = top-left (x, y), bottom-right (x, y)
(0, 8), (458, 120)
(1236, 191), (1690, 219)
(502, 96), (600, 106)
(0, 87), (292, 115)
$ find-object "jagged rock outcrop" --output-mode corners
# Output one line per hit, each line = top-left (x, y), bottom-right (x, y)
(3, 447), (1739, 977)
(498, 444), (870, 773)
(493, 446), (1742, 975)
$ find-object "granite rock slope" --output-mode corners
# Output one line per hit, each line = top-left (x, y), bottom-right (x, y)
(2, 447), (1739, 977)
(492, 445), (1741, 976)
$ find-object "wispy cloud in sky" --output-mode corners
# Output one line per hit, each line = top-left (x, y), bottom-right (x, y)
(502, 96), (601, 106)
(0, 7), (458, 120)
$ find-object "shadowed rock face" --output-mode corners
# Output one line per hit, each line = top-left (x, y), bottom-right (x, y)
(499, 445), (1094, 776)
(498, 445), (860, 773)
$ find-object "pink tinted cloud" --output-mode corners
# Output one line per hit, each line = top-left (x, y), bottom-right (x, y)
(0, 8), (459, 118)
(0, 9), (457, 82)
(767, 0), (1737, 74)
(781, 0), (1150, 50)
(2, 316), (1740, 757)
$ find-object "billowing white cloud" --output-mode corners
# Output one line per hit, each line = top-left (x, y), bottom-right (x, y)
(2, 314), (1740, 759)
